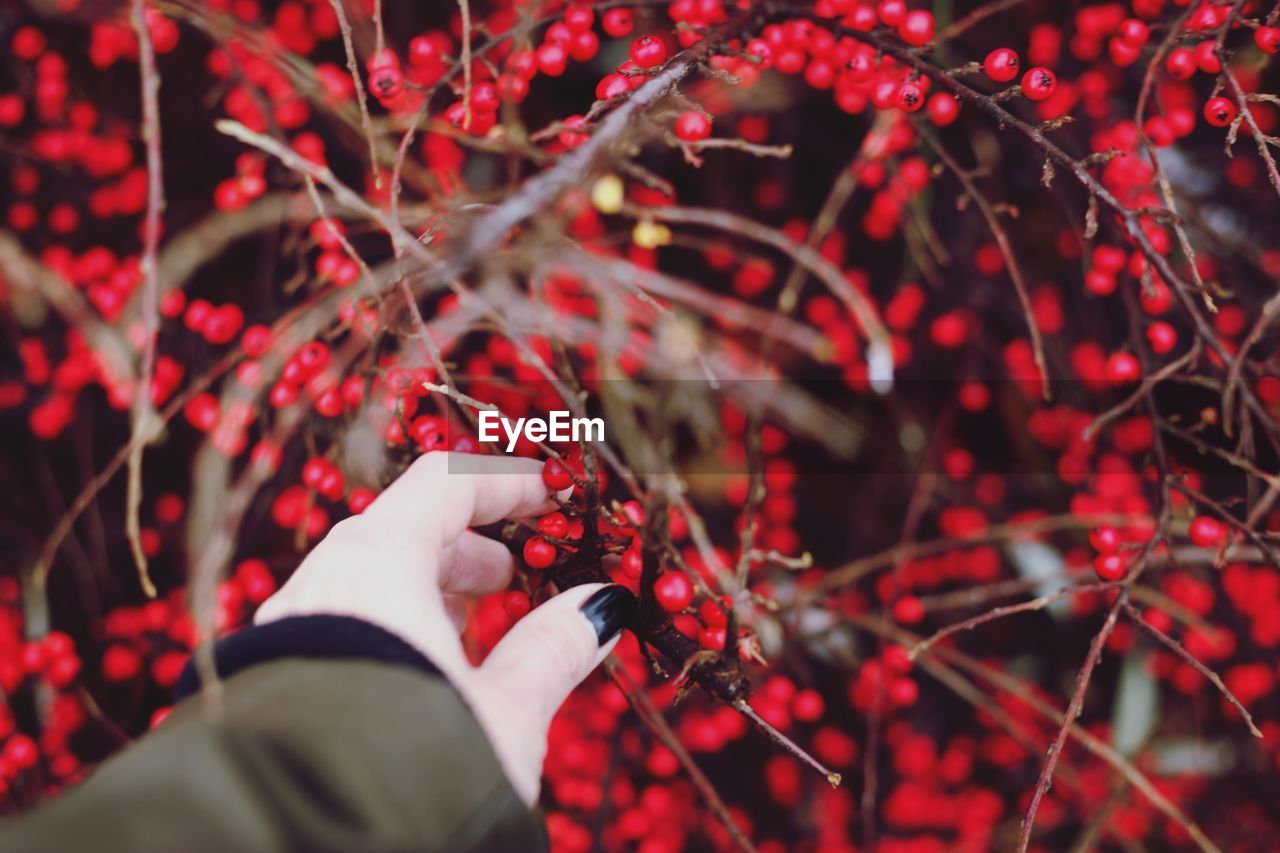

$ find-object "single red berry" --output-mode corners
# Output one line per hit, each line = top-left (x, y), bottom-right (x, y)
(369, 66), (404, 101)
(523, 537), (557, 569)
(892, 595), (925, 625)
(1085, 269), (1117, 296)
(674, 110), (711, 142)
(241, 324), (272, 357)
(537, 511), (570, 539)
(3, 734), (38, 770)
(698, 626), (727, 651)
(602, 8), (634, 38)
(1146, 321), (1177, 354)
(1194, 40), (1221, 74)
(563, 4), (594, 32)
(926, 92), (959, 126)
(877, 0), (907, 27)
(314, 389), (343, 418)
(889, 676), (918, 706)
(366, 49), (399, 72)
(1188, 516), (1225, 548)
(792, 689), (824, 722)
(1117, 18), (1149, 47)
(898, 10), (934, 46)
(1089, 526), (1120, 552)
(1104, 352), (1141, 385)
(1021, 67), (1056, 101)
(699, 598), (728, 628)
(347, 487), (375, 514)
(895, 81), (924, 112)
(1093, 553), (1127, 581)
(503, 590), (532, 620)
(983, 48), (1020, 83)
(542, 458), (574, 491)
(1203, 96), (1236, 128)
(1165, 47), (1196, 80)
(883, 645), (913, 674)
(536, 42), (568, 76)
(1256, 26), (1280, 54)
(596, 73), (629, 100)
(629, 35), (667, 69)
(654, 572), (695, 613)
(620, 547), (643, 579)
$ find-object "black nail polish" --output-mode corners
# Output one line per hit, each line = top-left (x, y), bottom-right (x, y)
(579, 585), (637, 645)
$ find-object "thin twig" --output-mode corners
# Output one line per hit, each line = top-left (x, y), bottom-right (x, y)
(910, 581), (1124, 660)
(126, 0), (166, 598)
(326, 0), (380, 186)
(1121, 600), (1262, 738)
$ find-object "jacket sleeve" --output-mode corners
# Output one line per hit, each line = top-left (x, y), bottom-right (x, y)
(0, 615), (547, 853)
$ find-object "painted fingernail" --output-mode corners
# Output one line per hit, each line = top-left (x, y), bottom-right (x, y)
(579, 584), (637, 645)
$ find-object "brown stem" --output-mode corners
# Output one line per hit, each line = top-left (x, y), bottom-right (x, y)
(1121, 600), (1262, 737)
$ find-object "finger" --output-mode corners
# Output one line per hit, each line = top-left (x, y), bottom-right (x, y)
(439, 531), (517, 596)
(443, 594), (469, 633)
(475, 584), (635, 732)
(362, 452), (569, 552)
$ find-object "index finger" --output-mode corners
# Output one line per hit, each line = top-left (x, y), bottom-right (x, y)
(361, 452), (566, 550)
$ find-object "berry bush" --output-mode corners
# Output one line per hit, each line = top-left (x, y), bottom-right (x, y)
(2, 0), (1280, 849)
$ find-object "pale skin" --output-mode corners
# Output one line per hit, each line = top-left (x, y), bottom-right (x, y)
(254, 452), (618, 805)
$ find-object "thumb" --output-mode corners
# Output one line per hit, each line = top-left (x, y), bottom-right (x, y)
(478, 584), (636, 727)
(467, 583), (636, 804)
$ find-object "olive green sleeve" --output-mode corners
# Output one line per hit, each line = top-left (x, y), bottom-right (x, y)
(0, 659), (546, 853)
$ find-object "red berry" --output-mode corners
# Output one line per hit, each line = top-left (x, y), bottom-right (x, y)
(1104, 352), (1141, 386)
(1093, 553), (1127, 581)
(1090, 526), (1120, 552)
(983, 48), (1020, 83)
(369, 66), (404, 101)
(537, 511), (570, 539)
(620, 547), (643, 579)
(1188, 516), (1225, 548)
(347, 487), (375, 514)
(895, 81), (924, 112)
(883, 645), (913, 674)
(1021, 67), (1056, 101)
(674, 110), (711, 142)
(654, 572), (695, 613)
(542, 458), (574, 491)
(698, 626), (727, 651)
(926, 92), (959, 126)
(601, 8), (634, 38)
(898, 10), (934, 46)
(1117, 18), (1149, 47)
(1165, 47), (1196, 80)
(503, 590), (532, 620)
(630, 35), (667, 69)
(1256, 26), (1280, 55)
(536, 42), (568, 77)
(889, 676), (918, 706)
(877, 0), (906, 27)
(1203, 96), (1236, 128)
(241, 324), (272, 357)
(563, 4), (594, 32)
(892, 595), (925, 625)
(3, 734), (38, 770)
(699, 598), (729, 628)
(1146, 321), (1177, 354)
(1194, 40), (1221, 74)
(523, 537), (557, 569)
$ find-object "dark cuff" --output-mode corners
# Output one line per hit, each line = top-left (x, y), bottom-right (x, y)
(175, 614), (443, 700)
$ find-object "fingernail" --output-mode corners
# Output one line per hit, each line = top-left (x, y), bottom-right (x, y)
(579, 585), (637, 645)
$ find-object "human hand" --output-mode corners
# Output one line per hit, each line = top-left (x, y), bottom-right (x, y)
(253, 451), (635, 804)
